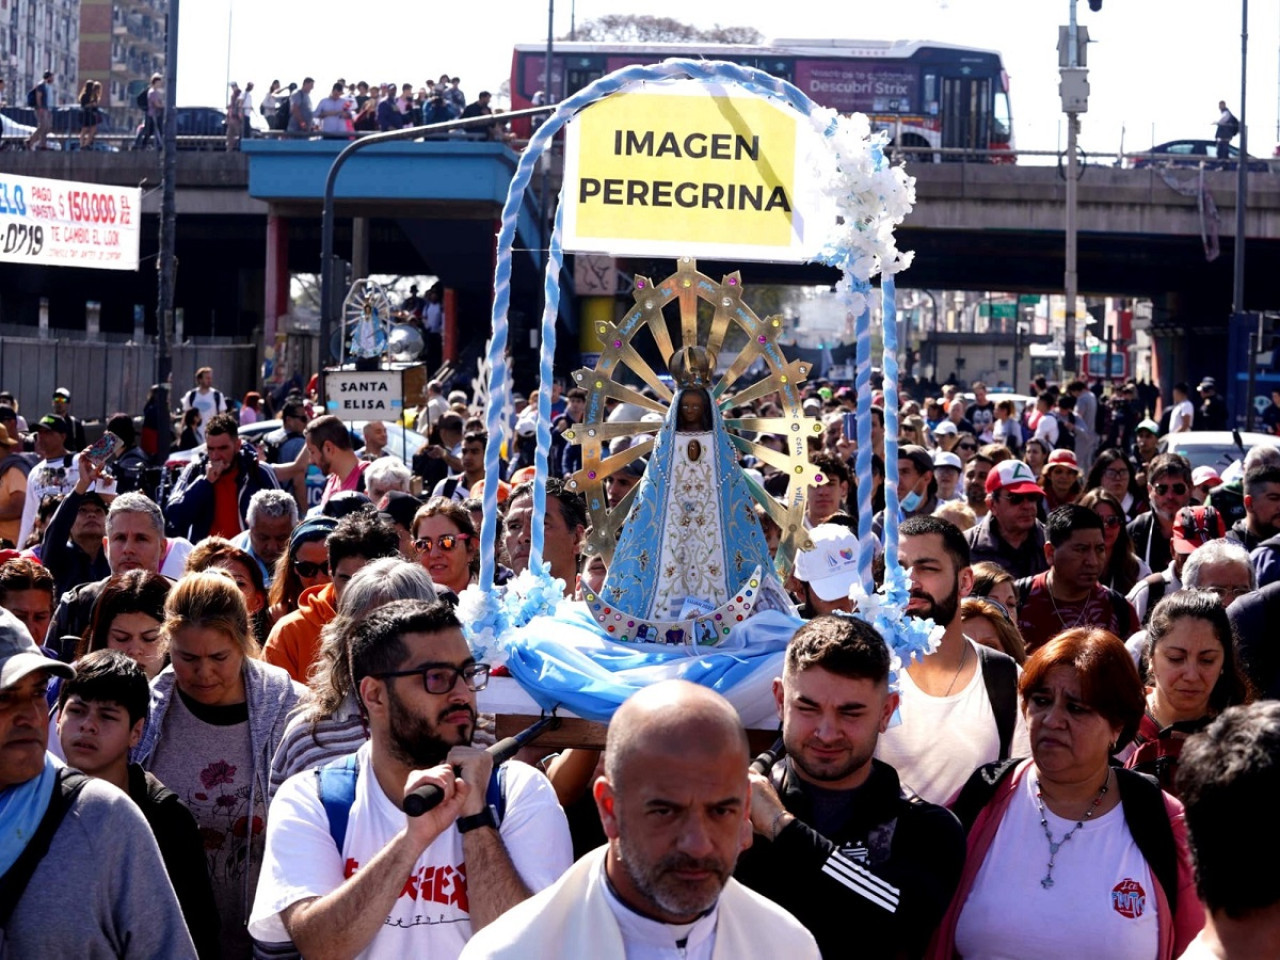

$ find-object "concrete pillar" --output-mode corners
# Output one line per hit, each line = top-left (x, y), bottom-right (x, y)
(264, 211), (289, 343)
(351, 217), (370, 281)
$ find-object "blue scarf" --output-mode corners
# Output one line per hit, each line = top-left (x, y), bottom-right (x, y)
(0, 752), (59, 876)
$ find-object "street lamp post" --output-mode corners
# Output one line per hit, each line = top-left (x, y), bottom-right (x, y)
(1059, 1), (1091, 376)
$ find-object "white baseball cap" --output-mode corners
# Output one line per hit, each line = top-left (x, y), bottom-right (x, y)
(933, 451), (963, 472)
(793, 524), (861, 602)
(933, 420), (958, 436)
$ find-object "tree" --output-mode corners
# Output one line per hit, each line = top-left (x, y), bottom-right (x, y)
(565, 14), (762, 44)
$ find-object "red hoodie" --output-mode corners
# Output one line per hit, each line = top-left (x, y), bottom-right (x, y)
(264, 582), (336, 684)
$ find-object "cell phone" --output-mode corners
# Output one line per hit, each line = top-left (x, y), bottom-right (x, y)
(842, 412), (858, 441)
(84, 430), (124, 468)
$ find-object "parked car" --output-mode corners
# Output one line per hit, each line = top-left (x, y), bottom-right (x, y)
(132, 106), (269, 150)
(1128, 139), (1269, 173)
(1159, 430), (1280, 472)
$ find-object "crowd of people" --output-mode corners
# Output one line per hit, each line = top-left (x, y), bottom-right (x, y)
(2, 362), (1275, 960)
(234, 74), (503, 147)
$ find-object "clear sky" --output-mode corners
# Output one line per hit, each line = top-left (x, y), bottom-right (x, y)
(181, 0), (1280, 158)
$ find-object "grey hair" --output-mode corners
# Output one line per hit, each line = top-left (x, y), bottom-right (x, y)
(106, 492), (164, 538)
(1242, 443), (1280, 472)
(364, 458), (411, 500)
(304, 558), (438, 722)
(246, 488), (298, 527)
(1183, 538), (1256, 591)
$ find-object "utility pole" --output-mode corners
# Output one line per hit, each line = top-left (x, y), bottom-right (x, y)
(1236, 0), (1256, 428)
(155, 0), (179, 466)
(1059, 2), (1090, 377)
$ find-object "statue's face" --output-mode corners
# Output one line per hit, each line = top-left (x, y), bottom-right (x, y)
(678, 391), (706, 428)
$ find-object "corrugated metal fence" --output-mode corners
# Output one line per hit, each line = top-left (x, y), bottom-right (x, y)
(0, 338), (260, 423)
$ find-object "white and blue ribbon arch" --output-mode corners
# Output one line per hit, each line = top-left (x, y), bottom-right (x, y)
(471, 58), (933, 674)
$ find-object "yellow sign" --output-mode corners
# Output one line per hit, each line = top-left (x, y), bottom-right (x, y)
(562, 79), (826, 262)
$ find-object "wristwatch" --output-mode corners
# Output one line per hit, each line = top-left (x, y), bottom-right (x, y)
(456, 807), (498, 834)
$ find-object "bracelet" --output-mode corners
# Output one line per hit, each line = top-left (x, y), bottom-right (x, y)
(769, 810), (790, 842)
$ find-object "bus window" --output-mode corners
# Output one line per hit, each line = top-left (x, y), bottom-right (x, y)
(993, 89), (1012, 147)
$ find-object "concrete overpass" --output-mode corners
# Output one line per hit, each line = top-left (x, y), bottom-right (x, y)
(1, 145), (1277, 388)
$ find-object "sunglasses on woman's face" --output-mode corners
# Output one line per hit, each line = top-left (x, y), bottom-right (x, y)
(294, 559), (329, 578)
(1096, 514), (1123, 528)
(957, 443), (977, 452)
(414, 533), (471, 554)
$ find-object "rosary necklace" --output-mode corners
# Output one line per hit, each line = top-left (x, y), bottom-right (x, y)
(1033, 769), (1111, 889)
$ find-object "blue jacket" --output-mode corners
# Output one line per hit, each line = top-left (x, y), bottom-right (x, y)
(164, 439), (279, 541)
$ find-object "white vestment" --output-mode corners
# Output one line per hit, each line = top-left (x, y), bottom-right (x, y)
(459, 846), (820, 960)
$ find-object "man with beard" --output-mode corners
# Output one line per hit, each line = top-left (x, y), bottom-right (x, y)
(250, 599), (572, 958)
(459, 680), (819, 960)
(875, 516), (1028, 805)
(734, 615), (965, 959)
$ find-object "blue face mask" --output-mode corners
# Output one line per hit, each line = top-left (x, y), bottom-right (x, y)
(901, 487), (923, 513)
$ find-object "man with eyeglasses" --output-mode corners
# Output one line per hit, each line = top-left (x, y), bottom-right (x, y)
(265, 512), (401, 683)
(250, 598), (572, 958)
(965, 459), (1049, 579)
(1127, 453), (1194, 578)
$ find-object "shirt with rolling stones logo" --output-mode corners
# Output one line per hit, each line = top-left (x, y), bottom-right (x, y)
(954, 775), (1159, 960)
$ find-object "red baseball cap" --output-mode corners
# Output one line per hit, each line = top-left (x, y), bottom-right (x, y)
(1172, 505), (1226, 554)
(985, 459), (1044, 497)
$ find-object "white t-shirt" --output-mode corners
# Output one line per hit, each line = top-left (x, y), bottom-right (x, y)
(1170, 399), (1194, 433)
(182, 386), (227, 442)
(875, 639), (1030, 805)
(1033, 412), (1060, 448)
(248, 743), (573, 960)
(954, 774), (1159, 960)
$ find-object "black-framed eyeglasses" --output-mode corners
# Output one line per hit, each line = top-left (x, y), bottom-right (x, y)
(376, 662), (490, 694)
(415, 533), (471, 553)
(294, 559), (329, 578)
(1103, 467), (1130, 480)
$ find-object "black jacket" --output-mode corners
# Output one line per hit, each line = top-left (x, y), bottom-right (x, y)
(40, 489), (111, 598)
(1127, 510), (1173, 576)
(127, 764), (222, 960)
(165, 439), (279, 541)
(735, 758), (966, 959)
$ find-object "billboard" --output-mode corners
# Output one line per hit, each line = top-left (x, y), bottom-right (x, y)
(0, 173), (141, 270)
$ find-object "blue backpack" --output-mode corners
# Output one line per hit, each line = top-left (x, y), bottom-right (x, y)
(315, 753), (507, 849)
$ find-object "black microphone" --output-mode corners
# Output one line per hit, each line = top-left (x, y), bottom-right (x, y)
(750, 737), (785, 777)
(403, 714), (561, 817)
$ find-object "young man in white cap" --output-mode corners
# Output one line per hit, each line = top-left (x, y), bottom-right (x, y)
(0, 608), (197, 957)
(932, 450), (964, 503)
(790, 523), (860, 618)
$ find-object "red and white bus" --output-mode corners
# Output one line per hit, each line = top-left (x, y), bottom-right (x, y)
(510, 38), (1014, 160)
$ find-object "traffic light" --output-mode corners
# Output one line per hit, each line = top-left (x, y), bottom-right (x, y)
(1088, 0), (1102, 10)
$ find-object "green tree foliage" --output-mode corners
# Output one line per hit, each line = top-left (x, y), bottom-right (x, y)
(565, 15), (762, 44)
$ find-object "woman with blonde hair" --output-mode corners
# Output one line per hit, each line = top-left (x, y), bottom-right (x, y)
(136, 570), (305, 958)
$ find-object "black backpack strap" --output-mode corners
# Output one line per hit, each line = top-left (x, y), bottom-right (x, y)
(0, 769), (91, 929)
(949, 758), (1022, 835)
(974, 643), (1018, 760)
(1107, 587), (1134, 638)
(1115, 767), (1179, 916)
(1014, 576), (1033, 609)
(1141, 573), (1168, 625)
